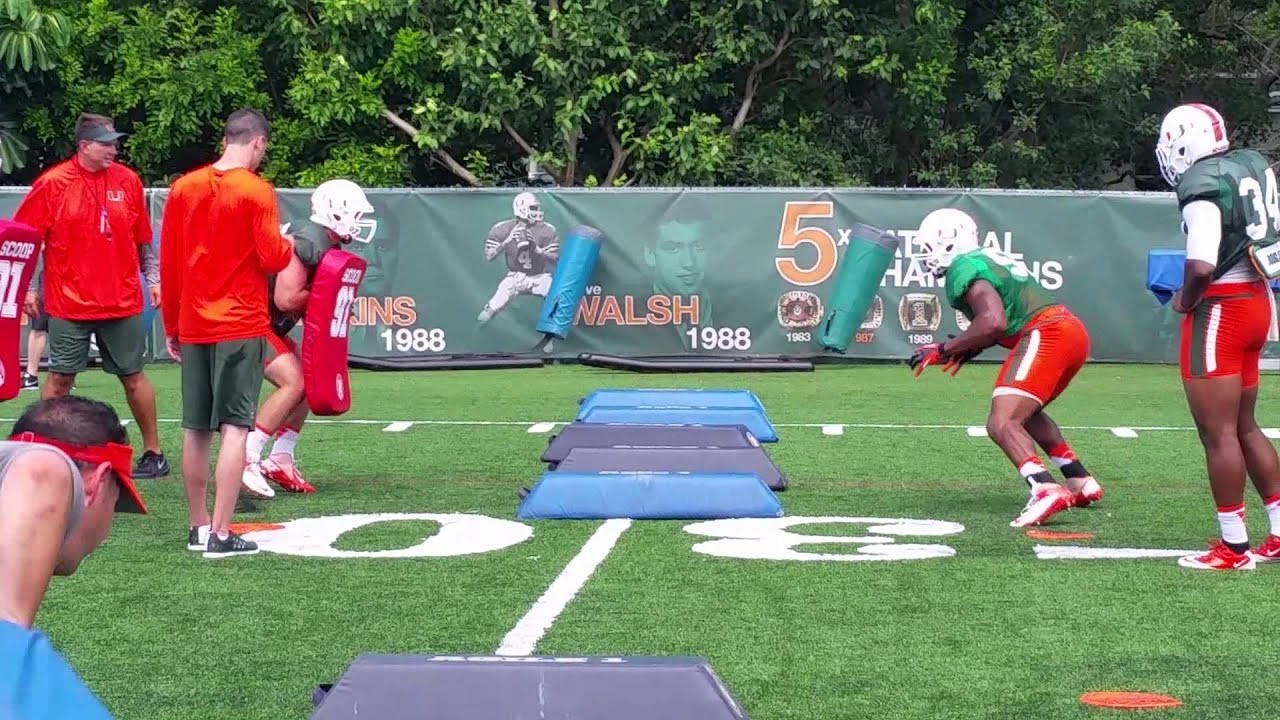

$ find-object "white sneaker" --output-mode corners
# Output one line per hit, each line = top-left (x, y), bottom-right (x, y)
(241, 461), (276, 498)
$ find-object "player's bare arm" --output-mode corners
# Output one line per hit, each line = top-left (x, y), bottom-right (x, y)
(943, 280), (1006, 357)
(274, 254), (310, 314)
(0, 449), (73, 627)
(1173, 259), (1214, 313)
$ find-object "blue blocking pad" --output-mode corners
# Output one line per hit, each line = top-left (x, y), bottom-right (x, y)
(579, 389), (766, 415)
(516, 471), (783, 520)
(1149, 249), (1280, 304)
(1147, 249), (1185, 305)
(576, 406), (778, 443)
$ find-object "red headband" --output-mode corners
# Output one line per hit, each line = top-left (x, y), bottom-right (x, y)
(9, 431), (147, 514)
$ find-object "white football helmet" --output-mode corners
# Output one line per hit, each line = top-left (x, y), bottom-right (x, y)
(310, 178), (376, 243)
(1156, 103), (1229, 187)
(513, 191), (543, 224)
(914, 208), (980, 277)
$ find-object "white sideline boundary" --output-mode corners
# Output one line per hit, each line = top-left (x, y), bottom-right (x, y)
(496, 519), (632, 657)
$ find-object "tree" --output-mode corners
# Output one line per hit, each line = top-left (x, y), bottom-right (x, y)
(278, 0), (864, 187)
(0, 0), (70, 175)
(2, 0), (1275, 189)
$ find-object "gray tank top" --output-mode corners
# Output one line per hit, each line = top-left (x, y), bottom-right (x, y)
(0, 441), (85, 541)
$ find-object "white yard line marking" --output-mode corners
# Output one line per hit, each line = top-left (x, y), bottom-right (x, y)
(496, 519), (632, 657)
(821, 424), (844, 436)
(966, 426), (988, 437)
(1111, 427), (1138, 438)
(383, 422), (413, 432)
(0, 417), (1258, 432)
(527, 422), (557, 434)
(1033, 545), (1192, 560)
(1264, 428), (1280, 440)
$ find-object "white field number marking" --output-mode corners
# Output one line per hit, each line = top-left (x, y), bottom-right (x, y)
(684, 516), (964, 562)
(240, 513), (532, 558)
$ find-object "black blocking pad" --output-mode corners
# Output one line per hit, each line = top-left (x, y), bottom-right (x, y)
(555, 446), (787, 491)
(311, 654), (750, 720)
(543, 422), (760, 464)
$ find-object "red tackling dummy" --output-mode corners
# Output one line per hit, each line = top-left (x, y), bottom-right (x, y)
(0, 220), (43, 402)
(301, 247), (367, 415)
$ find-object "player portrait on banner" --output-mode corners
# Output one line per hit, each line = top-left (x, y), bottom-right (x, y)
(477, 192), (560, 326)
(586, 195), (756, 354)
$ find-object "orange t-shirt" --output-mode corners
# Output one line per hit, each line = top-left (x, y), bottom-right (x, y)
(12, 157), (150, 320)
(159, 166), (293, 344)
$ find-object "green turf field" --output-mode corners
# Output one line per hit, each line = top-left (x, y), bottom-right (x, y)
(23, 362), (1280, 719)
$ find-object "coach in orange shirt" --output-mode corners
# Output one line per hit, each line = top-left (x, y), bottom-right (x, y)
(160, 109), (293, 558)
(13, 113), (169, 480)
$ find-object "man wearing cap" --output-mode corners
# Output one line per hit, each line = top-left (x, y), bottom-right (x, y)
(0, 395), (147, 719)
(13, 112), (170, 481)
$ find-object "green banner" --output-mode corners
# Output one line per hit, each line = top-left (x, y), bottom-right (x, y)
(0, 186), (1218, 364)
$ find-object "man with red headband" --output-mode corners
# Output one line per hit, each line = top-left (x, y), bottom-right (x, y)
(0, 395), (147, 718)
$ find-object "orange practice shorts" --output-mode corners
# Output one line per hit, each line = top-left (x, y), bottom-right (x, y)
(993, 305), (1091, 406)
(265, 332), (298, 369)
(1179, 281), (1273, 389)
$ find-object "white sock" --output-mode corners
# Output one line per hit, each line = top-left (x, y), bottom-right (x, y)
(1265, 495), (1280, 537)
(1017, 457), (1054, 488)
(247, 426), (271, 461)
(271, 429), (299, 460)
(1216, 503), (1248, 546)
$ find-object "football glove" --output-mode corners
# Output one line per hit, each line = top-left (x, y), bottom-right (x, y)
(911, 336), (981, 377)
(908, 342), (946, 377)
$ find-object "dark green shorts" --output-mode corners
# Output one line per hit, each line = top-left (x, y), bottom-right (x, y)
(180, 338), (266, 431)
(48, 313), (146, 376)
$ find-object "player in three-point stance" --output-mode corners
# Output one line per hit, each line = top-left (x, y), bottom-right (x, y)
(1155, 103), (1280, 571)
(477, 192), (559, 324)
(239, 179), (376, 499)
(909, 208), (1103, 528)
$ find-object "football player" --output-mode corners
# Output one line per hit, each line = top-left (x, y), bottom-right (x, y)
(477, 192), (560, 324)
(1155, 103), (1280, 571)
(909, 208), (1103, 528)
(239, 179), (375, 498)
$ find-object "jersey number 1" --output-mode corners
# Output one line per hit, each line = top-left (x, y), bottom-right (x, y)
(0, 260), (26, 320)
(1241, 168), (1280, 241)
(330, 285), (357, 339)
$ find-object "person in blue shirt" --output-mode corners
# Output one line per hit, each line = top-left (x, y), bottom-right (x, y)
(0, 396), (148, 719)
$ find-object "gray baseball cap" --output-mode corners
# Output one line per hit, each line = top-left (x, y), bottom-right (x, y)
(77, 124), (126, 143)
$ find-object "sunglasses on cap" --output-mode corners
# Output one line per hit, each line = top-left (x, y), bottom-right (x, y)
(9, 432), (147, 514)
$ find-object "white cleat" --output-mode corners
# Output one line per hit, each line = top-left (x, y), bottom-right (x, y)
(1010, 483), (1073, 528)
(241, 461), (276, 498)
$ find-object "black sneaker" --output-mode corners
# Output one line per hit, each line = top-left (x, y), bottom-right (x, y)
(133, 450), (171, 478)
(203, 531), (259, 559)
(20, 373), (37, 390)
(187, 525), (209, 551)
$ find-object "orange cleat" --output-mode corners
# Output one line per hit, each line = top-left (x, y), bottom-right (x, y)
(1178, 540), (1256, 571)
(261, 456), (315, 494)
(1248, 534), (1280, 564)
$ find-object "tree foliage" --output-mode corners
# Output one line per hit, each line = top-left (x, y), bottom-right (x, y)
(1, 0), (1276, 188)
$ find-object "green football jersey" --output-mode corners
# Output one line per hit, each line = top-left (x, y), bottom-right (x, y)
(1176, 149), (1279, 280)
(944, 249), (1058, 337)
(269, 221), (335, 336)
